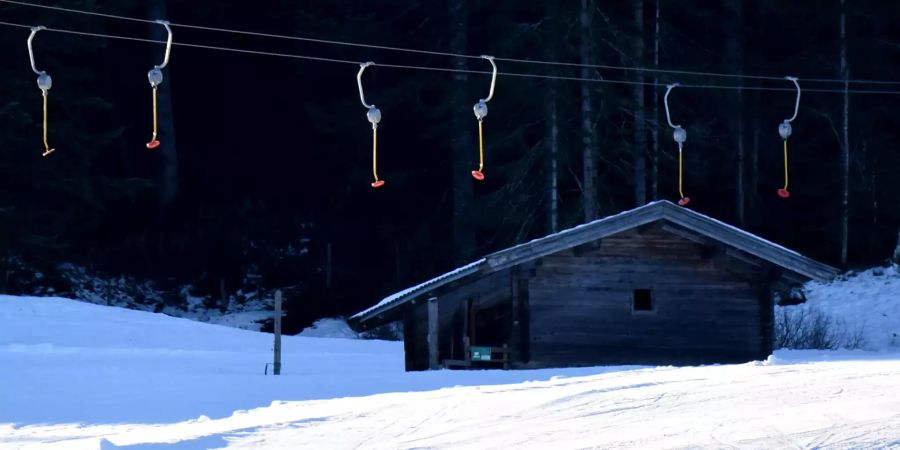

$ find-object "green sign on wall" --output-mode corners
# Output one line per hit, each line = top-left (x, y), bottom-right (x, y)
(471, 346), (492, 361)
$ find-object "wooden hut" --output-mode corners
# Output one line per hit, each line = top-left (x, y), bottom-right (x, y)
(350, 201), (838, 371)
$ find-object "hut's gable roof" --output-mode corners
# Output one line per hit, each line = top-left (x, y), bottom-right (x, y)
(351, 200), (839, 325)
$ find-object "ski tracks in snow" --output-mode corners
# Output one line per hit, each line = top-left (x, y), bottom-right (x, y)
(4, 297), (900, 449)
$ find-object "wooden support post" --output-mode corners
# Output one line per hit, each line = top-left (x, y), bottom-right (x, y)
(427, 296), (439, 370)
(502, 343), (510, 370)
(461, 299), (470, 360)
(510, 268), (521, 366)
(519, 271), (530, 363)
(760, 286), (774, 360)
(469, 298), (477, 346)
(463, 335), (471, 364)
(273, 289), (282, 375)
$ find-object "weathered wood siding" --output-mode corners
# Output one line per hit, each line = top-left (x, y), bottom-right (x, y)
(527, 224), (772, 367)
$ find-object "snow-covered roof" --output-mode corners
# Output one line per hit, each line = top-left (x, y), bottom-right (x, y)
(351, 200), (839, 326)
(351, 259), (486, 322)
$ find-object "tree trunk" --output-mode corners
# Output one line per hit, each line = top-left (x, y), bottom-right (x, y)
(749, 90), (760, 229)
(726, 0), (745, 226)
(218, 277), (229, 312)
(545, 2), (560, 234)
(450, 0), (475, 264)
(736, 93), (745, 226)
(650, 0), (660, 201)
(864, 140), (877, 227)
(747, 91), (759, 228)
(633, 0), (647, 207)
(580, 0), (598, 222)
(149, 0), (178, 207)
(326, 242), (333, 288)
(546, 80), (559, 234)
(840, 0), (850, 266)
(892, 229), (900, 264)
(0, 254), (7, 295)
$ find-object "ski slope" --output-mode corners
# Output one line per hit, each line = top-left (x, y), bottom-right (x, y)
(2, 294), (900, 449)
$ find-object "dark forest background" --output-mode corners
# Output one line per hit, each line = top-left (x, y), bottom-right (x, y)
(1, 0), (898, 332)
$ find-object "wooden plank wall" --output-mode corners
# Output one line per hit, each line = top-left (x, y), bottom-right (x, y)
(528, 224), (770, 367)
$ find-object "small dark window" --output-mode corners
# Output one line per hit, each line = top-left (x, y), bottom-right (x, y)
(633, 289), (653, 311)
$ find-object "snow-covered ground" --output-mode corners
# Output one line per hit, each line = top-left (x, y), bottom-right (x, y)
(1, 266), (899, 449)
(794, 264), (900, 350)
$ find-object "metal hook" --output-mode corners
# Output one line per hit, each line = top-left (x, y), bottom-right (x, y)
(28, 26), (52, 94)
(27, 26), (46, 76)
(147, 21), (171, 89)
(480, 55), (497, 103)
(778, 77), (800, 140)
(357, 62), (375, 109)
(663, 83), (680, 129)
(784, 76), (800, 123)
(664, 83), (686, 145)
(473, 56), (496, 122)
(155, 20), (173, 70)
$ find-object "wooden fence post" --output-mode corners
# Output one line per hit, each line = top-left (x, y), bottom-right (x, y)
(274, 289), (282, 375)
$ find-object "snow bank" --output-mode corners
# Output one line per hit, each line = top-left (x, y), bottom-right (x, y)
(298, 318), (359, 339)
(781, 264), (900, 351)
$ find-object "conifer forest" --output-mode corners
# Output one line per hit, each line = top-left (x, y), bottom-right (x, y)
(0, 0), (898, 331)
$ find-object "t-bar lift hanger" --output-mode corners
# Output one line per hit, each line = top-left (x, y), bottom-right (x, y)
(777, 76), (801, 198)
(664, 83), (689, 206)
(471, 55), (497, 181)
(27, 26), (54, 157)
(146, 20), (172, 150)
(357, 62), (384, 188)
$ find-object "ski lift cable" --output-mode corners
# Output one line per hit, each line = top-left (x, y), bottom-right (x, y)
(2, 20), (900, 96)
(0, 20), (360, 65)
(2, 0), (900, 87)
